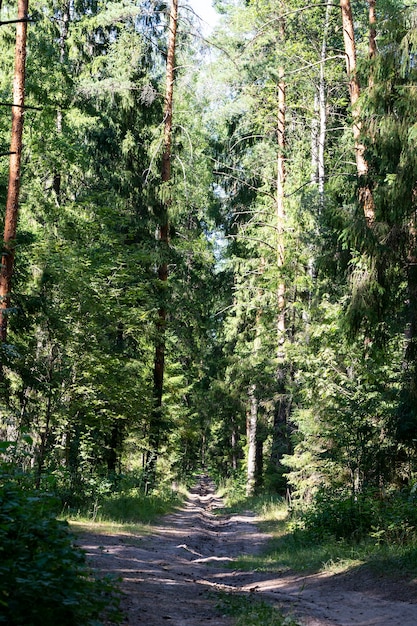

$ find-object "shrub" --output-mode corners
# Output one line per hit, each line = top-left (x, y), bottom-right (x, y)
(0, 479), (121, 625)
(294, 486), (417, 545)
(296, 489), (379, 541)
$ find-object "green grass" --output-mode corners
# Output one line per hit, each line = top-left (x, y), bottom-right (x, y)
(217, 488), (288, 520)
(99, 489), (182, 522)
(234, 528), (367, 574)
(215, 591), (300, 626)
(66, 487), (185, 536)
(218, 492), (417, 582)
(69, 519), (152, 537)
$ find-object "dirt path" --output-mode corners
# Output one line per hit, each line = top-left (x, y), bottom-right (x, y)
(80, 476), (417, 625)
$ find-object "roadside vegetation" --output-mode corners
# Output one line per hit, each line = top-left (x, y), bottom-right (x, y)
(0, 456), (185, 625)
(216, 592), (300, 626)
(3, 464), (417, 625)
(219, 479), (417, 583)
(0, 469), (122, 626)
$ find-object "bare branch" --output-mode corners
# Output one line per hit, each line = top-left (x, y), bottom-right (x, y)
(226, 233), (277, 252)
(0, 102), (42, 111)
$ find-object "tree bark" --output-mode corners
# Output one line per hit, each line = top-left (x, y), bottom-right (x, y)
(368, 0), (377, 60)
(277, 59), (285, 343)
(318, 0), (332, 207)
(0, 0), (29, 342)
(231, 422), (238, 471)
(311, 92), (319, 184)
(148, 0), (178, 479)
(246, 285), (263, 497)
(246, 384), (257, 497)
(340, 0), (375, 224)
(271, 17), (292, 492)
(53, 1), (70, 202)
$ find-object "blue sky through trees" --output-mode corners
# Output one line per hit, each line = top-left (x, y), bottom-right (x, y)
(187, 0), (219, 33)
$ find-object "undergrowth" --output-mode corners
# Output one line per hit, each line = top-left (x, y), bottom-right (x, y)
(0, 478), (122, 625)
(216, 592), (300, 626)
(66, 487), (183, 526)
(217, 483), (417, 582)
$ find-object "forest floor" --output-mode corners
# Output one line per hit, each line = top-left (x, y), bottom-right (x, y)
(79, 476), (417, 626)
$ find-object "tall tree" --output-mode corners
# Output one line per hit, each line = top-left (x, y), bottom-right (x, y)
(340, 0), (375, 224)
(0, 0), (29, 343)
(318, 0), (332, 205)
(149, 0), (179, 478)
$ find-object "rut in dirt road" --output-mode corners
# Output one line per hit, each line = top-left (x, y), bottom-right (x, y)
(82, 475), (268, 625)
(81, 476), (417, 626)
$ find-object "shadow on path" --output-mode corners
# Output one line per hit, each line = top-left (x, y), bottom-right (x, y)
(80, 475), (417, 626)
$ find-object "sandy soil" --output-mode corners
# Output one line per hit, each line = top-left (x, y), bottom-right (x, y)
(80, 476), (417, 625)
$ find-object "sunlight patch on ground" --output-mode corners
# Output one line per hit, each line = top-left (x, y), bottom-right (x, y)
(321, 557), (365, 575)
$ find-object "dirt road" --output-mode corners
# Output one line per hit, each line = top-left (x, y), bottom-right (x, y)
(80, 476), (417, 625)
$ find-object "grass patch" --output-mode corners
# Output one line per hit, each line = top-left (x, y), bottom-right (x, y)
(216, 491), (417, 582)
(233, 529), (366, 575)
(65, 487), (185, 537)
(98, 488), (182, 523)
(69, 519), (151, 537)
(235, 513), (417, 579)
(216, 591), (300, 626)
(217, 490), (288, 520)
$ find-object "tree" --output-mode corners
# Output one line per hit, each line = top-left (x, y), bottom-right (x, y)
(339, 0), (375, 224)
(0, 0), (29, 343)
(148, 0), (179, 482)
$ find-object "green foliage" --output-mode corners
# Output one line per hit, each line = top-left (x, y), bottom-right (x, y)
(217, 483), (286, 521)
(292, 487), (417, 545)
(215, 472), (248, 507)
(0, 0), (220, 497)
(232, 490), (417, 581)
(216, 591), (300, 626)
(0, 0), (417, 567)
(96, 487), (182, 524)
(0, 478), (121, 625)
(292, 489), (382, 542)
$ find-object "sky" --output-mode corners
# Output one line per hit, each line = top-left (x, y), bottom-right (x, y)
(187, 0), (219, 33)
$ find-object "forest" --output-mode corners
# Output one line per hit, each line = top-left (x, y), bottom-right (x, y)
(2, 0), (417, 622)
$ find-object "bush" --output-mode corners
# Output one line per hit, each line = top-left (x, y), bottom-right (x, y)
(296, 489), (379, 541)
(294, 487), (417, 545)
(0, 480), (121, 625)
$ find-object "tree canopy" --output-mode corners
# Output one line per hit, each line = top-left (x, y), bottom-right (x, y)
(0, 0), (417, 525)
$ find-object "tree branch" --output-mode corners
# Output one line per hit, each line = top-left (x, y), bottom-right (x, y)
(0, 102), (42, 110)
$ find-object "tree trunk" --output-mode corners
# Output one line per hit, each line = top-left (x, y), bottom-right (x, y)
(318, 0), (332, 207)
(271, 17), (292, 490)
(231, 423), (238, 471)
(340, 0), (375, 224)
(53, 1), (70, 202)
(0, 0), (29, 343)
(35, 355), (54, 490)
(311, 92), (319, 184)
(277, 55), (285, 344)
(246, 292), (263, 497)
(246, 384), (257, 497)
(148, 0), (178, 481)
(106, 420), (123, 474)
(255, 437), (264, 489)
(368, 0), (377, 60)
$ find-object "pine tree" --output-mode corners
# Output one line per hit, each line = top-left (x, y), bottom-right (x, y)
(0, 0), (29, 343)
